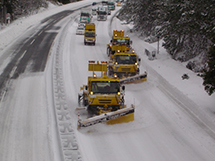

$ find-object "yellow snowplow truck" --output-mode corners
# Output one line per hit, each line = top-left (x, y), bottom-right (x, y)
(107, 30), (132, 58)
(77, 61), (134, 129)
(108, 49), (147, 84)
(84, 23), (96, 45)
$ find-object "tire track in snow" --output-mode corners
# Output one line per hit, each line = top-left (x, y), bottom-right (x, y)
(51, 13), (82, 161)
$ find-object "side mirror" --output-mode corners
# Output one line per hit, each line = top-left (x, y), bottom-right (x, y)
(110, 40), (112, 43)
(85, 86), (88, 90)
(138, 58), (141, 62)
(122, 85), (125, 91)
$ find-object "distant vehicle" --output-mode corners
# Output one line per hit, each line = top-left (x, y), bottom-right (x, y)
(102, 1), (108, 5)
(92, 2), (97, 5)
(97, 7), (107, 21)
(92, 7), (97, 15)
(78, 23), (85, 28)
(84, 23), (96, 45)
(107, 9), (111, 15)
(107, 2), (115, 10)
(117, 2), (122, 6)
(80, 11), (91, 23)
(116, 2), (122, 6)
(80, 17), (90, 24)
(76, 26), (85, 35)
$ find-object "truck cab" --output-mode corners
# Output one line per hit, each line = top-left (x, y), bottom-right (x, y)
(84, 23), (96, 45)
(107, 2), (115, 10)
(107, 30), (132, 58)
(97, 7), (107, 21)
(80, 61), (124, 116)
(109, 50), (140, 78)
(77, 61), (135, 128)
(80, 11), (91, 23)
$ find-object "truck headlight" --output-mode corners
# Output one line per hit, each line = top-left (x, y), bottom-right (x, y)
(90, 91), (93, 95)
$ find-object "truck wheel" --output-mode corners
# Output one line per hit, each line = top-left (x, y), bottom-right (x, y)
(107, 47), (110, 56)
(137, 68), (140, 74)
(87, 106), (98, 117)
(78, 94), (81, 106)
(108, 67), (113, 76)
(83, 99), (88, 106)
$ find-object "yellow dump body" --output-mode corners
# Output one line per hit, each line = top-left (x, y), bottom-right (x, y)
(113, 30), (124, 38)
(112, 30), (130, 52)
(107, 30), (132, 57)
(84, 23), (96, 45)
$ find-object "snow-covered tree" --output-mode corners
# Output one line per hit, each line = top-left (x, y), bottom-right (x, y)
(118, 0), (161, 37)
(118, 0), (215, 66)
(203, 33), (215, 95)
(10, 0), (48, 19)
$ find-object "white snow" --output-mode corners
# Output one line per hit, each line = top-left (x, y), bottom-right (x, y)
(0, 1), (215, 161)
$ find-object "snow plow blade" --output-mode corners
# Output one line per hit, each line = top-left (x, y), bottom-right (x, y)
(77, 105), (134, 129)
(120, 72), (147, 84)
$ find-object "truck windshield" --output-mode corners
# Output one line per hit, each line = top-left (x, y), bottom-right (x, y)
(85, 32), (95, 37)
(98, 11), (107, 15)
(116, 55), (137, 64)
(91, 81), (120, 94)
(108, 2), (114, 5)
(81, 12), (90, 17)
(113, 38), (130, 45)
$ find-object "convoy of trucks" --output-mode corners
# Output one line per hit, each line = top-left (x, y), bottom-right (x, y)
(76, 1), (147, 129)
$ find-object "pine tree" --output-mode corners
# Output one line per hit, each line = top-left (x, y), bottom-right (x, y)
(117, 0), (161, 36)
(203, 34), (215, 95)
(118, 0), (214, 63)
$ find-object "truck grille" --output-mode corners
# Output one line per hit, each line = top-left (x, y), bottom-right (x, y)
(87, 39), (93, 42)
(121, 68), (130, 72)
(99, 99), (112, 104)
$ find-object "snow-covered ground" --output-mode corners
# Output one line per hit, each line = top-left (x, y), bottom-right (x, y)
(0, 0), (215, 161)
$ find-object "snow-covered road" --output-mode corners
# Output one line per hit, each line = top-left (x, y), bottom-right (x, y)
(59, 8), (215, 161)
(0, 1), (215, 161)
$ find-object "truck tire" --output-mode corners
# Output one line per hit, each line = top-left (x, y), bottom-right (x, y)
(83, 99), (88, 106)
(87, 106), (99, 117)
(108, 66), (113, 76)
(78, 94), (81, 106)
(107, 47), (110, 56)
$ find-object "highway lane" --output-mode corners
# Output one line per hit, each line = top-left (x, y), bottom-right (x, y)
(0, 8), (84, 161)
(0, 10), (73, 101)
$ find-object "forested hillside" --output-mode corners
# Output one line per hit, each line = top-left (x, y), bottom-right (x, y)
(117, 0), (215, 95)
(0, 0), (80, 20)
